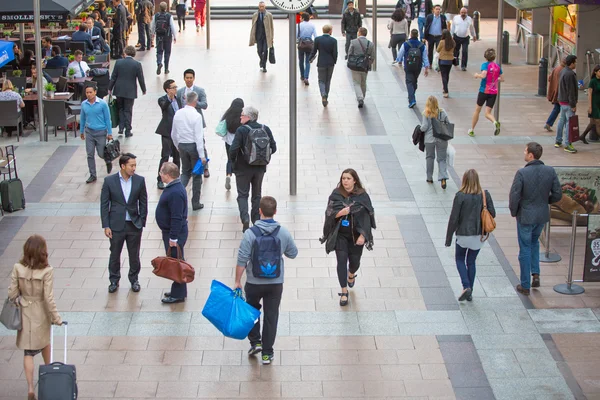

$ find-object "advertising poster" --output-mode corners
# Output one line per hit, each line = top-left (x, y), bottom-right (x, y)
(551, 167), (600, 226)
(584, 214), (600, 282)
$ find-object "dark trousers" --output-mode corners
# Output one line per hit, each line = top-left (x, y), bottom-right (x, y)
(111, 29), (124, 58)
(176, 4), (186, 29)
(390, 33), (406, 60)
(116, 97), (134, 134)
(179, 142), (203, 207)
(298, 49), (311, 79)
(161, 226), (188, 299)
(439, 63), (452, 93)
(427, 35), (442, 67)
(335, 232), (364, 288)
(108, 221), (142, 285)
(156, 36), (173, 69)
(158, 135), (181, 183)
(257, 38), (268, 68)
(235, 168), (265, 224)
(455, 243), (480, 290)
(318, 66), (334, 98)
(138, 22), (151, 49)
(453, 35), (469, 68)
(345, 31), (358, 56)
(225, 143), (233, 176)
(245, 282), (283, 356)
(406, 70), (421, 104)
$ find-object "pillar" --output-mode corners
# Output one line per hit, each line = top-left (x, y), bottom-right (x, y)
(532, 7), (551, 59)
(575, 5), (600, 80)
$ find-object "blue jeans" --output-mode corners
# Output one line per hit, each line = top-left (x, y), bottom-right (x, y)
(556, 104), (574, 146)
(418, 17), (426, 41)
(455, 243), (480, 290)
(546, 103), (560, 127)
(406, 71), (420, 104)
(298, 49), (311, 79)
(517, 222), (545, 289)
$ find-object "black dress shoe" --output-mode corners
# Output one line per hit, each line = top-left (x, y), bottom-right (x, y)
(86, 175), (97, 184)
(131, 281), (141, 292)
(157, 63), (163, 75)
(242, 221), (250, 233)
(192, 203), (204, 211)
(162, 296), (185, 304)
(108, 283), (119, 293)
(106, 162), (113, 174)
(125, 132), (133, 138)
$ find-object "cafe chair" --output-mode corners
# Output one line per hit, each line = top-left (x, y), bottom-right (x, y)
(91, 54), (108, 63)
(0, 101), (24, 142)
(69, 42), (86, 55)
(45, 68), (64, 79)
(54, 41), (67, 55)
(56, 76), (68, 93)
(23, 42), (36, 55)
(7, 77), (26, 93)
(43, 100), (76, 143)
(7, 70), (26, 78)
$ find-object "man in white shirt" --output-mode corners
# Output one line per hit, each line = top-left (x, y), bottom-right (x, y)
(451, 7), (476, 71)
(67, 50), (90, 78)
(171, 91), (206, 210)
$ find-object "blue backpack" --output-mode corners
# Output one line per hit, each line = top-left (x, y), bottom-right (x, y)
(249, 226), (282, 279)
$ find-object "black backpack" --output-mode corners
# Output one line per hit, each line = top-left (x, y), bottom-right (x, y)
(405, 41), (424, 73)
(154, 12), (171, 37)
(243, 125), (272, 166)
(249, 226), (282, 279)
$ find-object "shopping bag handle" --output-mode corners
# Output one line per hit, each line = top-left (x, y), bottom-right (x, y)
(233, 288), (245, 300)
(167, 244), (184, 260)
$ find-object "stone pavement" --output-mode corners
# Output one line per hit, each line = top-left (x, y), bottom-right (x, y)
(1, 17), (600, 400)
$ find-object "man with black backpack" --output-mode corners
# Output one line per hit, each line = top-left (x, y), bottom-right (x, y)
(347, 27), (375, 108)
(234, 196), (298, 365)
(396, 29), (430, 108)
(151, 1), (178, 75)
(229, 106), (277, 233)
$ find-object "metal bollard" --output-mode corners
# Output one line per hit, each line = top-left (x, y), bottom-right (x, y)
(553, 211), (585, 295)
(473, 11), (480, 41)
(540, 206), (561, 263)
(538, 58), (548, 97)
(502, 31), (510, 64)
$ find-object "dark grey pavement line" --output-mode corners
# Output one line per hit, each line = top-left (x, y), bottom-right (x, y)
(0, 216), (27, 258)
(24, 145), (79, 203)
(542, 334), (586, 400)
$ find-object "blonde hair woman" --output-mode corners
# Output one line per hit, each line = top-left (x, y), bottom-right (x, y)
(0, 79), (25, 137)
(420, 95), (450, 189)
(8, 235), (62, 400)
(445, 169), (496, 301)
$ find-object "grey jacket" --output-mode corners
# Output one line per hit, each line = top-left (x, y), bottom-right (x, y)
(420, 109), (449, 144)
(237, 220), (298, 285)
(348, 36), (375, 71)
(446, 191), (495, 246)
(557, 67), (578, 108)
(509, 160), (562, 225)
(177, 85), (208, 128)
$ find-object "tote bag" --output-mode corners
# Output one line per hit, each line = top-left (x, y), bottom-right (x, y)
(432, 117), (455, 141)
(0, 297), (21, 330)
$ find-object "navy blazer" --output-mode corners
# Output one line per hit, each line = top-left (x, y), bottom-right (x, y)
(71, 30), (95, 54)
(309, 34), (338, 68)
(45, 56), (69, 70)
(100, 173), (148, 231)
(156, 94), (183, 137)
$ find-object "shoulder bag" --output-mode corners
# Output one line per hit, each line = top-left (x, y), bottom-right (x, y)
(151, 245), (196, 283)
(480, 190), (496, 242)
(431, 112), (455, 141)
(215, 119), (227, 137)
(347, 39), (373, 72)
(0, 297), (21, 330)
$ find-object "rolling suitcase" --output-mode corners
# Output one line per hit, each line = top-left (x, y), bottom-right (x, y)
(38, 322), (78, 400)
(0, 145), (25, 213)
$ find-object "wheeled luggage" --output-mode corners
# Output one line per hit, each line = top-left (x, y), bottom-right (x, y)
(0, 145), (25, 213)
(38, 322), (78, 400)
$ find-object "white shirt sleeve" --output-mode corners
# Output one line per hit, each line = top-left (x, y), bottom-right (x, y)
(170, 16), (178, 40)
(171, 113), (180, 149)
(195, 115), (204, 158)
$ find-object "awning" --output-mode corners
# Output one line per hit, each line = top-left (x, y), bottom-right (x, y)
(503, 0), (572, 10)
(0, 41), (15, 68)
(0, 0), (95, 23)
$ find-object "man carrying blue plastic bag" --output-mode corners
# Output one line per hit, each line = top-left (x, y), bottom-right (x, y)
(234, 196), (298, 365)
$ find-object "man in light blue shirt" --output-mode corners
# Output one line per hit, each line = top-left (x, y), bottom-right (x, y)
(80, 85), (113, 183)
(424, 5), (447, 69)
(297, 12), (317, 84)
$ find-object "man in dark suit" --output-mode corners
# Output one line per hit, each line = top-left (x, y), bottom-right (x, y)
(424, 4), (447, 66)
(101, 153), (148, 293)
(156, 79), (182, 190)
(108, 45), (146, 137)
(111, 0), (128, 59)
(44, 46), (69, 71)
(85, 16), (103, 48)
(72, 23), (96, 55)
(156, 162), (189, 303)
(309, 24), (338, 107)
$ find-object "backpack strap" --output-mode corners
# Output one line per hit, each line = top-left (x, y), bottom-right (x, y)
(249, 226), (263, 238)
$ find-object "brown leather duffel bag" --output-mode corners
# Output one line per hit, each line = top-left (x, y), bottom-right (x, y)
(151, 245), (195, 284)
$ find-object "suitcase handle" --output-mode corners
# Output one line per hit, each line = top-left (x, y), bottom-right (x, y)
(50, 321), (68, 364)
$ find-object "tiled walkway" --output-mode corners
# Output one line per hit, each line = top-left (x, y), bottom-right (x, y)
(1, 17), (599, 400)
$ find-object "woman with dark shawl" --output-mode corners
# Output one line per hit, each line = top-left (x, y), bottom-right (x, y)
(320, 168), (376, 306)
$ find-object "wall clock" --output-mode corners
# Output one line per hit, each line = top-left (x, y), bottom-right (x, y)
(270, 0), (314, 13)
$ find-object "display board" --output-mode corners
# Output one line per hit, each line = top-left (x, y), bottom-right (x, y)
(584, 214), (600, 282)
(551, 167), (600, 226)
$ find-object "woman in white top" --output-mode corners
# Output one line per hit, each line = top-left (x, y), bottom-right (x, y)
(176, 0), (187, 32)
(0, 79), (26, 137)
(388, 8), (409, 63)
(219, 98), (244, 191)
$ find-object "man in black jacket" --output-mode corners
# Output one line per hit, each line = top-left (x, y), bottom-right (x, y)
(509, 142), (562, 295)
(424, 5), (447, 67)
(555, 55), (578, 153)
(341, 0), (362, 59)
(108, 45), (147, 137)
(156, 79), (182, 190)
(72, 23), (96, 55)
(310, 24), (338, 107)
(101, 153), (148, 293)
(229, 106), (277, 232)
(111, 0), (128, 59)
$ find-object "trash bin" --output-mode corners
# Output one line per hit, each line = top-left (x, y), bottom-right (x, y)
(526, 34), (543, 65)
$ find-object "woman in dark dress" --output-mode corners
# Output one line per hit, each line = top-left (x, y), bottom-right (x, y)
(320, 169), (376, 306)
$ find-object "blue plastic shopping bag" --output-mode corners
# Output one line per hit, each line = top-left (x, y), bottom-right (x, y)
(201, 280), (260, 340)
(192, 158), (210, 176)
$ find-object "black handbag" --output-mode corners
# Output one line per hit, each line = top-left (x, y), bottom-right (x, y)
(432, 117), (455, 141)
(347, 39), (372, 72)
(103, 139), (121, 162)
(268, 47), (276, 64)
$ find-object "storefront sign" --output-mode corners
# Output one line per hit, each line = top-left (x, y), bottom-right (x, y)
(584, 214), (600, 282)
(503, 0), (571, 10)
(0, 14), (67, 23)
(551, 167), (600, 226)
(574, 0), (600, 4)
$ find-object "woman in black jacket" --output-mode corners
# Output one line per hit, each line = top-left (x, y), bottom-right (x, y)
(320, 169), (376, 306)
(445, 169), (495, 301)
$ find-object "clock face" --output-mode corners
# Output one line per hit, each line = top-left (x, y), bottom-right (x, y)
(270, 0), (314, 13)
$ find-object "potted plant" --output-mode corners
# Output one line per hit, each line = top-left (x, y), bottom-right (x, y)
(67, 67), (76, 78)
(12, 70), (22, 77)
(68, 54), (75, 62)
(44, 82), (56, 98)
(79, 12), (88, 20)
(87, 55), (95, 63)
(2, 30), (10, 38)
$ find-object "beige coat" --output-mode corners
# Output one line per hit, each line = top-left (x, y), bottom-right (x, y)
(8, 263), (62, 350)
(249, 11), (274, 48)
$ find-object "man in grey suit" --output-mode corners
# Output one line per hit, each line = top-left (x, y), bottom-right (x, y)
(348, 27), (375, 108)
(108, 45), (147, 137)
(177, 68), (210, 177)
(309, 24), (338, 107)
(101, 153), (149, 293)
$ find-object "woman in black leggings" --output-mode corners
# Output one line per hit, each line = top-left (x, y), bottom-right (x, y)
(176, 0), (187, 32)
(320, 169), (376, 306)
